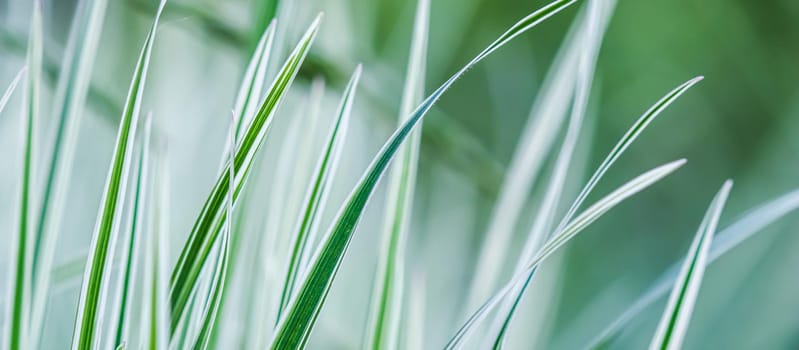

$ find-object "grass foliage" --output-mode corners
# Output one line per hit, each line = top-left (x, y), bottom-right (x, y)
(1, 0), (797, 349)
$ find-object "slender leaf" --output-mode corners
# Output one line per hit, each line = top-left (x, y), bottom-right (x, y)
(270, 1), (579, 347)
(30, 0), (111, 343)
(7, 1), (42, 350)
(169, 14), (323, 333)
(649, 181), (732, 350)
(141, 145), (171, 350)
(445, 159), (686, 349)
(109, 114), (152, 349)
(191, 116), (236, 350)
(586, 186), (799, 349)
(466, 0), (584, 309)
(71, 2), (166, 348)
(278, 66), (362, 318)
(492, 44), (705, 350)
(243, 78), (327, 350)
(7, 4), (41, 349)
(365, 0), (429, 348)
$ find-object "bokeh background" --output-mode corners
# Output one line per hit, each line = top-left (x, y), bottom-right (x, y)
(1, 0), (798, 348)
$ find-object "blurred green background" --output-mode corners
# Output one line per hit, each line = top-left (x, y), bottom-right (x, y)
(1, 0), (798, 348)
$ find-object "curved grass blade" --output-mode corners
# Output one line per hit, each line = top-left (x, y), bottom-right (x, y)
(270, 2), (579, 347)
(71, 2), (166, 348)
(586, 186), (799, 349)
(109, 115), (152, 349)
(202, 22), (278, 348)
(242, 78), (327, 350)
(7, 4), (41, 349)
(466, 2), (582, 310)
(30, 0), (110, 344)
(555, 75), (704, 233)
(649, 181), (732, 350)
(485, 0), (607, 343)
(191, 117), (236, 350)
(169, 14), (322, 333)
(224, 20), (276, 161)
(278, 66), (362, 318)
(445, 159), (686, 349)
(365, 0), (429, 348)
(491, 39), (705, 350)
(140, 145), (171, 350)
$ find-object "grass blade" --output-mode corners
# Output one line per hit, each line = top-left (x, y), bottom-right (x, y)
(365, 0), (429, 348)
(30, 0), (110, 344)
(445, 159), (686, 349)
(140, 144), (171, 350)
(242, 78), (327, 350)
(7, 3), (41, 349)
(169, 14), (322, 333)
(485, 0), (611, 345)
(71, 2), (166, 348)
(278, 66), (362, 318)
(191, 117), (236, 350)
(586, 186), (799, 349)
(555, 76), (704, 233)
(270, 1), (578, 347)
(227, 20), (277, 155)
(649, 181), (732, 350)
(109, 115), (152, 349)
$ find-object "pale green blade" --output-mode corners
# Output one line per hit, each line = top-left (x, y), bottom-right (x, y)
(30, 0), (111, 343)
(169, 14), (322, 334)
(108, 115), (152, 349)
(190, 116), (237, 350)
(140, 145), (171, 350)
(71, 2), (166, 348)
(243, 78), (327, 350)
(7, 4), (41, 350)
(649, 181), (732, 350)
(445, 159), (686, 349)
(270, 1), (578, 348)
(365, 0), (429, 348)
(226, 20), (277, 159)
(277, 66), (362, 319)
(555, 75), (704, 233)
(202, 21), (279, 348)
(586, 186), (799, 349)
(486, 0), (612, 346)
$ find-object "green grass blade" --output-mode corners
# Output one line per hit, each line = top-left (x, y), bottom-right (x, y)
(445, 159), (686, 349)
(586, 186), (799, 349)
(485, 0), (611, 345)
(71, 2), (166, 348)
(201, 22), (277, 347)
(141, 145), (171, 350)
(649, 181), (732, 350)
(30, 0), (110, 343)
(555, 75), (704, 233)
(191, 117), (236, 350)
(242, 78), (327, 350)
(278, 66), (362, 318)
(230, 20), (277, 148)
(467, 0), (586, 310)
(7, 3), (41, 349)
(270, 1), (577, 348)
(109, 115), (152, 349)
(365, 0), (429, 348)
(169, 14), (322, 333)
